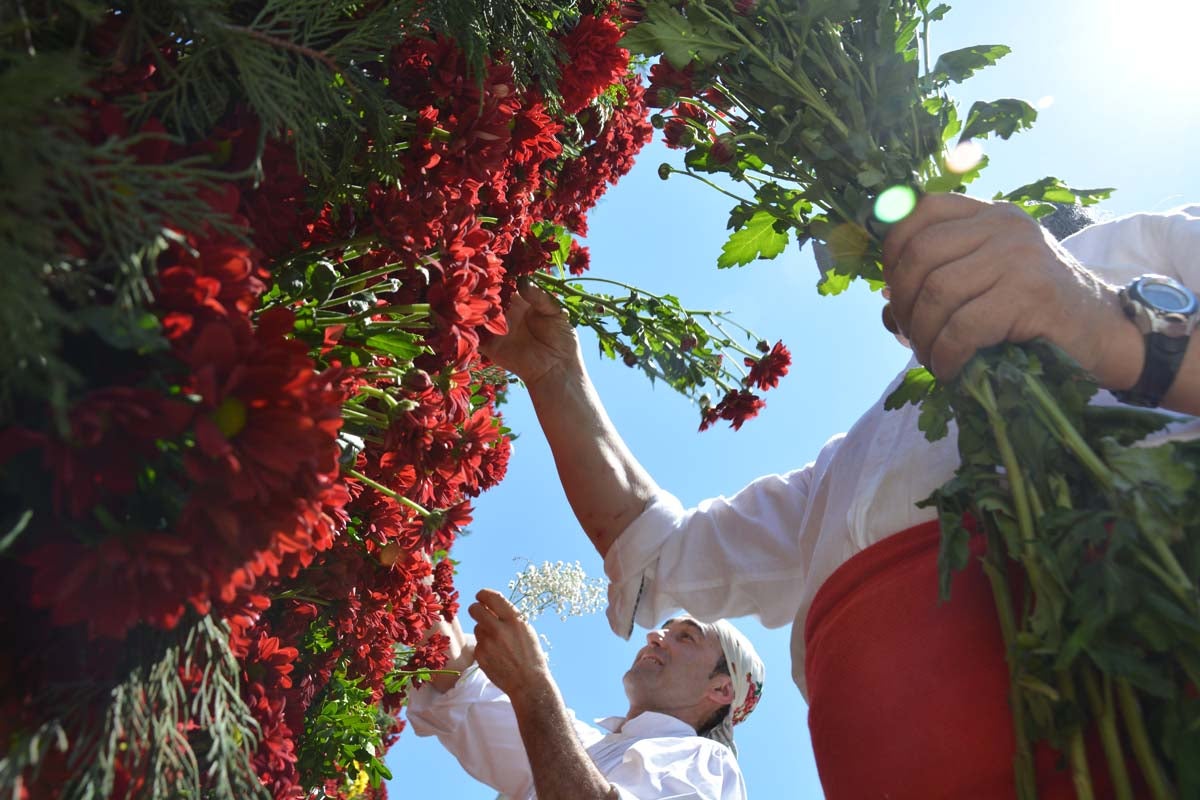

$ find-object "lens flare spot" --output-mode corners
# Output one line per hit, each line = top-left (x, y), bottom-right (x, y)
(1036, 95), (1055, 110)
(945, 140), (984, 174)
(874, 185), (919, 225)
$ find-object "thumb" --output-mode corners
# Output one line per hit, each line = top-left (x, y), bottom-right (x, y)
(517, 279), (562, 316)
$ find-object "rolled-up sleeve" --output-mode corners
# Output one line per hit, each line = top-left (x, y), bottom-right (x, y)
(406, 662), (536, 799)
(604, 464), (818, 639)
(606, 738), (746, 800)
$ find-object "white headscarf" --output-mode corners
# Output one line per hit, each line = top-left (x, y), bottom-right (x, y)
(702, 619), (764, 757)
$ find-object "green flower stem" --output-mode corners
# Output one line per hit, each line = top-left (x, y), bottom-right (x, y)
(979, 550), (1039, 800)
(709, 319), (757, 364)
(533, 273), (729, 320)
(1115, 679), (1175, 800)
(966, 367), (1037, 560)
(1133, 549), (1194, 607)
(344, 469), (430, 517)
(354, 385), (398, 408)
(1022, 372), (1114, 490)
(676, 168), (758, 207)
(271, 590), (331, 607)
(1056, 670), (1097, 800)
(697, 0), (848, 137)
(331, 260), (413, 290)
(342, 405), (391, 427)
(1082, 667), (1135, 800)
(316, 302), (432, 324)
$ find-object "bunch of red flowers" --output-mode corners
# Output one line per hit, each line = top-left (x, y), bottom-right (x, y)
(0, 4), (648, 799)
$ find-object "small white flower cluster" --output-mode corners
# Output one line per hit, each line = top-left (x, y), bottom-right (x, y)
(507, 559), (607, 623)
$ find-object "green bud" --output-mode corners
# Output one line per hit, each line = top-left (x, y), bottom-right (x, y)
(658, 163), (673, 181)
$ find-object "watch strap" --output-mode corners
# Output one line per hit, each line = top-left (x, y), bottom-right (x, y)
(1112, 331), (1190, 407)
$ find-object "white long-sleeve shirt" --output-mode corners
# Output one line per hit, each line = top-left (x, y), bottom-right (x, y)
(406, 655), (747, 800)
(603, 205), (1200, 698)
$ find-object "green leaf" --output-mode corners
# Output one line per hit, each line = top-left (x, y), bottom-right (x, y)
(620, 1), (740, 67)
(1001, 177), (1115, 207)
(306, 260), (339, 304)
(931, 44), (1010, 84)
(363, 332), (423, 360)
(960, 98), (1038, 141)
(717, 211), (790, 268)
(885, 366), (937, 409)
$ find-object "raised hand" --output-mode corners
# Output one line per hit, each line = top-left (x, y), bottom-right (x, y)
(468, 589), (553, 699)
(481, 281), (582, 388)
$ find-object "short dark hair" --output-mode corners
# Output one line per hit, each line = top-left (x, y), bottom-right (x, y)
(696, 652), (732, 737)
(1040, 202), (1096, 241)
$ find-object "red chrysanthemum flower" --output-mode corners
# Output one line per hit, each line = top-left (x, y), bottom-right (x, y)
(744, 341), (791, 390)
(558, 15), (629, 114)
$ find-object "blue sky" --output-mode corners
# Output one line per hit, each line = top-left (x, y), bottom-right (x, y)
(387, 2), (1200, 796)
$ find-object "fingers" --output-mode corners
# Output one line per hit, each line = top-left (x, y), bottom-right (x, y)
(926, 293), (1018, 379)
(882, 193), (989, 268)
(517, 279), (564, 316)
(476, 589), (520, 620)
(884, 215), (994, 331)
(901, 246), (1005, 367)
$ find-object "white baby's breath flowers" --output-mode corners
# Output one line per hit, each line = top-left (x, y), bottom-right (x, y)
(507, 559), (607, 623)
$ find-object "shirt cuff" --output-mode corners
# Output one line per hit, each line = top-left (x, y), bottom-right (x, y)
(603, 490), (687, 640)
(405, 637), (483, 722)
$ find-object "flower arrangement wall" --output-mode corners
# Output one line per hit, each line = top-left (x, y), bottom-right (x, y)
(0, 2), (656, 797)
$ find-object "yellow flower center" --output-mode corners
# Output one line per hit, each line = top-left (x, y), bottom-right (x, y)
(213, 396), (247, 439)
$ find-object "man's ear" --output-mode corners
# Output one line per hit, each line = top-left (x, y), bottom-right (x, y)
(707, 674), (734, 706)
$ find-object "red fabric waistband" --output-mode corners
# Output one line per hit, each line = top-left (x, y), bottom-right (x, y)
(803, 521), (1133, 799)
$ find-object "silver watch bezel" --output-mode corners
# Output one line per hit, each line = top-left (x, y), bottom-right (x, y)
(1120, 274), (1200, 339)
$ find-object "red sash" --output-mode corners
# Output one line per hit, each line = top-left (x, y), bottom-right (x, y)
(804, 521), (1138, 799)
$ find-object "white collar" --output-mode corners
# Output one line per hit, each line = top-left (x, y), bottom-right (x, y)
(594, 711), (698, 738)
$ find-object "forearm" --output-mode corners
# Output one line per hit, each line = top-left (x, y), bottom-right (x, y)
(509, 677), (617, 800)
(427, 616), (475, 693)
(526, 352), (660, 557)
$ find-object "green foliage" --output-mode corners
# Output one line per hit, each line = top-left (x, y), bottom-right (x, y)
(0, 616), (266, 800)
(629, 0), (1199, 790)
(929, 44), (1010, 84)
(718, 210), (791, 268)
(297, 666), (395, 792)
(534, 271), (773, 406)
(0, 0), (580, 421)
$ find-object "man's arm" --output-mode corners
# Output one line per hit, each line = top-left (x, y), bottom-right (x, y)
(482, 283), (659, 557)
(882, 194), (1200, 416)
(469, 590), (618, 800)
(424, 614), (475, 693)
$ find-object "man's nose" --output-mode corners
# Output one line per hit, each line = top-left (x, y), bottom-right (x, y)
(645, 628), (666, 646)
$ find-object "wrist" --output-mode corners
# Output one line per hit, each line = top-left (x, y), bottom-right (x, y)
(524, 348), (589, 398)
(1088, 283), (1145, 393)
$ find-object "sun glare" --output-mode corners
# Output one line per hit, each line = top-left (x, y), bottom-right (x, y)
(1101, 0), (1200, 89)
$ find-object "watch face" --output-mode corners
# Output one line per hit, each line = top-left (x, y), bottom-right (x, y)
(1139, 280), (1195, 313)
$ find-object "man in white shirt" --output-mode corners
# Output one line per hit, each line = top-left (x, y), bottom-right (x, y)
(479, 195), (1200, 797)
(407, 588), (764, 800)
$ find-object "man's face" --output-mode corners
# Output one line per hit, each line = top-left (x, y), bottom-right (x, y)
(622, 617), (727, 718)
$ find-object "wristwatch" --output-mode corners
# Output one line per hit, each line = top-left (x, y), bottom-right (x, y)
(1112, 274), (1199, 407)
